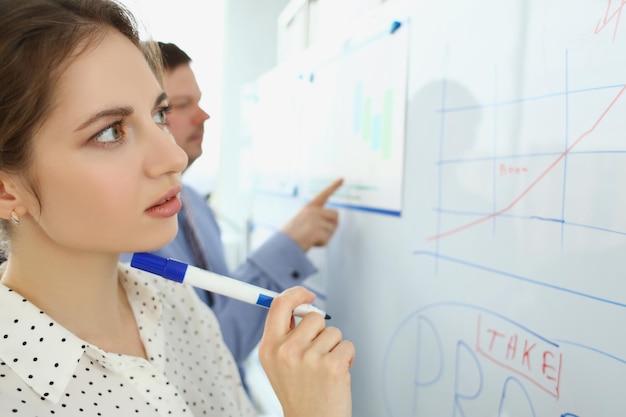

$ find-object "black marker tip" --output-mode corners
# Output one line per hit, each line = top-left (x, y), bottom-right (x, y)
(325, 314), (331, 320)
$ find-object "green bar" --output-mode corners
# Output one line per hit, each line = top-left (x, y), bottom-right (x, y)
(362, 97), (372, 143)
(382, 89), (393, 160)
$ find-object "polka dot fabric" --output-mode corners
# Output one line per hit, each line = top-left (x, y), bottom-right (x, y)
(0, 265), (257, 417)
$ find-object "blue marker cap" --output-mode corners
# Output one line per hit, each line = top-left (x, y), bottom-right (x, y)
(130, 252), (188, 283)
(390, 20), (402, 34)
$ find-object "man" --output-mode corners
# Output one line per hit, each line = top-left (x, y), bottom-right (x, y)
(142, 42), (342, 372)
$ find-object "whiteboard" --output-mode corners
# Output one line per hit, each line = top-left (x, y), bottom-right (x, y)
(249, 0), (626, 415)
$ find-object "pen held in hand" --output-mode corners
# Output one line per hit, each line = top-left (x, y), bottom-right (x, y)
(130, 252), (330, 319)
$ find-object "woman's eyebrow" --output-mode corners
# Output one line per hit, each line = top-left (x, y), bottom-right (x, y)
(75, 106), (133, 132)
(74, 92), (167, 132)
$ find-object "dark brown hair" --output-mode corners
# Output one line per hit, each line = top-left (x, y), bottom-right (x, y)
(157, 42), (192, 71)
(0, 0), (161, 247)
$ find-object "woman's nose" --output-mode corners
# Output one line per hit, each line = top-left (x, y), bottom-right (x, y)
(146, 124), (189, 177)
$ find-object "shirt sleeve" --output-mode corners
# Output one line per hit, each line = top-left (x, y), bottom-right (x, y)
(212, 231), (317, 365)
(244, 231), (317, 287)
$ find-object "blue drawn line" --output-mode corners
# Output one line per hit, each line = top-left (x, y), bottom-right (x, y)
(326, 201), (401, 217)
(554, 339), (626, 365)
(561, 49), (571, 248)
(492, 64), (499, 236)
(498, 377), (537, 417)
(566, 149), (626, 155)
(435, 83), (625, 113)
(436, 75), (448, 249)
(309, 17), (411, 76)
(438, 149), (626, 165)
(528, 216), (565, 223)
(436, 208), (564, 224)
(393, 301), (560, 351)
(344, 17), (410, 55)
(454, 340), (484, 416)
(382, 300), (626, 416)
(434, 206), (626, 236)
(382, 300), (559, 417)
(415, 316), (444, 387)
(412, 316), (444, 415)
(435, 49), (452, 272)
(565, 220), (626, 235)
(413, 250), (626, 308)
(381, 300), (626, 417)
(436, 208), (498, 218)
(254, 186), (401, 217)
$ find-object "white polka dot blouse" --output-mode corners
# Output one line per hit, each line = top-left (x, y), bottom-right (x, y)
(0, 265), (257, 416)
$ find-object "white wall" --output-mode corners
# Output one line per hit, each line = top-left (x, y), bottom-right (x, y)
(215, 0), (291, 231)
(119, 0), (225, 197)
(120, 0), (290, 233)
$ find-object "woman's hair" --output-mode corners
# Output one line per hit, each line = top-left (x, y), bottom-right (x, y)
(0, 0), (162, 251)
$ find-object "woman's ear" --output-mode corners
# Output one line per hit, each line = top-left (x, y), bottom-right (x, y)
(0, 175), (26, 222)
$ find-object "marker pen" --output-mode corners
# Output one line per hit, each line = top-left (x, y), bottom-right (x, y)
(130, 252), (330, 319)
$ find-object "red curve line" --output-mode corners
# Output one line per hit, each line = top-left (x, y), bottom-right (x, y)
(427, 84), (626, 241)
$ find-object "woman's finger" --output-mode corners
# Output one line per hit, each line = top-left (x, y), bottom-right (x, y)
(262, 286), (316, 339)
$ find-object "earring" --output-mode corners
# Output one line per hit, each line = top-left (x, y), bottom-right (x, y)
(10, 210), (20, 226)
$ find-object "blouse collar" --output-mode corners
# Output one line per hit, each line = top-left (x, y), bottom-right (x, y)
(0, 283), (87, 402)
(0, 265), (165, 404)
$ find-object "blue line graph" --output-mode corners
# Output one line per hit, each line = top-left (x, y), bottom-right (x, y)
(390, 42), (626, 416)
(429, 52), (626, 243)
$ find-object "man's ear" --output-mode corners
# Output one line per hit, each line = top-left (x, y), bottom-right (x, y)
(0, 175), (26, 221)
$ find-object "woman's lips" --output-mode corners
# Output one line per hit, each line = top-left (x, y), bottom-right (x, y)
(146, 186), (183, 218)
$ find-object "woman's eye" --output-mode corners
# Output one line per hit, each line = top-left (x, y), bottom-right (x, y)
(94, 121), (124, 143)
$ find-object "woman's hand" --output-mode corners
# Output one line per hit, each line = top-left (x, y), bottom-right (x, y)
(258, 286), (355, 417)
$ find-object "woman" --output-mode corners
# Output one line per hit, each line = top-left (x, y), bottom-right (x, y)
(0, 0), (354, 416)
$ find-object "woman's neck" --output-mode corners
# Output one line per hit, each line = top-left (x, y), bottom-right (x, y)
(1, 247), (147, 359)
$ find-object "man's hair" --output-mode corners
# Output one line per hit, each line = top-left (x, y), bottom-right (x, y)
(157, 42), (192, 71)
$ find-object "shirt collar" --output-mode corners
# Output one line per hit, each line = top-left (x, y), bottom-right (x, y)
(0, 265), (166, 404)
(119, 266), (165, 369)
(0, 283), (87, 403)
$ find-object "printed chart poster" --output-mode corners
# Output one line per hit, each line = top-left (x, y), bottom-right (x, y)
(298, 15), (409, 216)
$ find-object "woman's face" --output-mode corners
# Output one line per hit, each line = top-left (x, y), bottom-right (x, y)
(17, 30), (188, 254)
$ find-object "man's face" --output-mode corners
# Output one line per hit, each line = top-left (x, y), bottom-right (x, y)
(163, 64), (210, 166)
